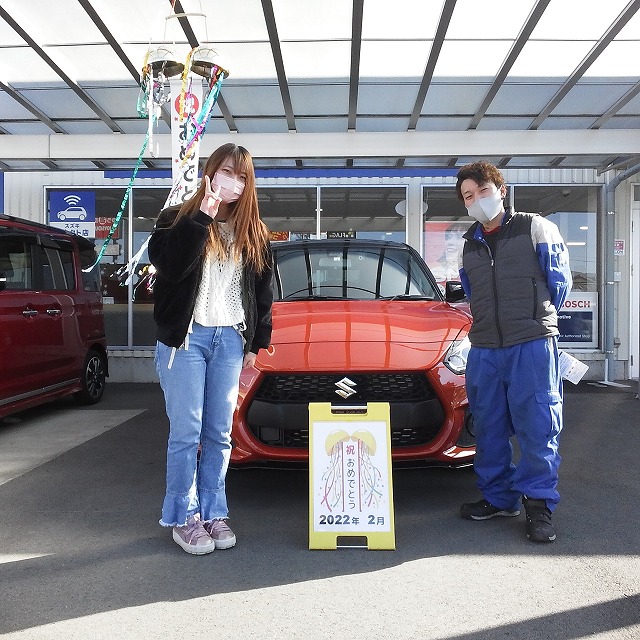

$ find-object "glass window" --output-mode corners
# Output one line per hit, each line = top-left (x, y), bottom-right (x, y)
(273, 242), (439, 301)
(320, 187), (406, 243)
(79, 245), (100, 293)
(93, 188), (129, 347)
(421, 187), (470, 289)
(513, 185), (599, 292)
(132, 188), (167, 347)
(39, 247), (56, 290)
(258, 187), (318, 240)
(40, 246), (74, 291)
(60, 249), (75, 290)
(0, 237), (32, 290)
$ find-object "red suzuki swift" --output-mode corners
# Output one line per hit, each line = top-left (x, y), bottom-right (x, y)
(231, 238), (474, 468)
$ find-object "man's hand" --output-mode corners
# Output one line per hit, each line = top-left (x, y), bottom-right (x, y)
(199, 175), (222, 219)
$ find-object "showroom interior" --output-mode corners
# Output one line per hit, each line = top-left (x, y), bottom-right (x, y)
(0, 0), (639, 384)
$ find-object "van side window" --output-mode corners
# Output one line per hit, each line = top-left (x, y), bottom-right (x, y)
(0, 237), (33, 290)
(79, 246), (101, 293)
(39, 246), (75, 291)
(36, 237), (75, 291)
(60, 250), (76, 289)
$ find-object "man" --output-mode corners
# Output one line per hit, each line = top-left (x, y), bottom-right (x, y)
(456, 161), (572, 543)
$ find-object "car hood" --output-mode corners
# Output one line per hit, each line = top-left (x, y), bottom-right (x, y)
(260, 300), (471, 372)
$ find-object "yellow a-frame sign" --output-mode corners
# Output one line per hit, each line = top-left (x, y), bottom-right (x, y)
(309, 402), (395, 550)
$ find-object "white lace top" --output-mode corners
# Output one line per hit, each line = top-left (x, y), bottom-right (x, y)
(193, 222), (244, 328)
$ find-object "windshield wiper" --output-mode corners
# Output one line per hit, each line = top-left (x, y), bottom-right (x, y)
(281, 295), (346, 301)
(378, 294), (435, 301)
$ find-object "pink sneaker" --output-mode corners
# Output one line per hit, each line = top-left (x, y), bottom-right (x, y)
(172, 515), (215, 555)
(203, 519), (237, 549)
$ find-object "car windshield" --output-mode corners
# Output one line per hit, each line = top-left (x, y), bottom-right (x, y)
(273, 242), (442, 301)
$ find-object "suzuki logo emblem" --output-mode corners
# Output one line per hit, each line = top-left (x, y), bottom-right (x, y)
(335, 377), (357, 399)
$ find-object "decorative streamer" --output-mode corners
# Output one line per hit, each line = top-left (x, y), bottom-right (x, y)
(107, 53), (228, 291)
(82, 129), (151, 272)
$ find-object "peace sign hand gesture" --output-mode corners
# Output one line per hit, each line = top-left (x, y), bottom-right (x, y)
(199, 175), (222, 219)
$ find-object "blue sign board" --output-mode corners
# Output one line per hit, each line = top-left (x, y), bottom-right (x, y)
(558, 312), (593, 343)
(557, 292), (598, 350)
(49, 191), (96, 224)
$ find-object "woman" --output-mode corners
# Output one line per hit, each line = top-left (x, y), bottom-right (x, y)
(149, 143), (273, 554)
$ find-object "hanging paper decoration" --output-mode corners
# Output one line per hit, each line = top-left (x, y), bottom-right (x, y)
(137, 45), (184, 158)
(85, 1), (230, 290)
(102, 45), (228, 292)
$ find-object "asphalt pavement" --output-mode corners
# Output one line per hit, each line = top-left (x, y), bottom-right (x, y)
(0, 380), (638, 639)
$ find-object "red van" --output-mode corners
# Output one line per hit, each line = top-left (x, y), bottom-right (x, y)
(0, 214), (108, 418)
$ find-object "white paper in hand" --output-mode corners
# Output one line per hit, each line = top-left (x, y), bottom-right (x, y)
(559, 351), (589, 384)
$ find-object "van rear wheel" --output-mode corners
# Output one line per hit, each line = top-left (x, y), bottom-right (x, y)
(74, 349), (106, 405)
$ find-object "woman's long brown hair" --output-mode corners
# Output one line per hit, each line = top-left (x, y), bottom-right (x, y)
(173, 143), (270, 272)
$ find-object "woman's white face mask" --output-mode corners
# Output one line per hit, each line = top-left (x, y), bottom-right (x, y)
(466, 186), (503, 224)
(213, 172), (245, 203)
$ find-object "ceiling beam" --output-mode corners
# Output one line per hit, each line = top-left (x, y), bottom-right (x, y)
(468, 0), (550, 130)
(348, 0), (364, 131)
(591, 79), (640, 129)
(0, 81), (67, 134)
(597, 154), (640, 173)
(0, 5), (124, 134)
(170, 0), (236, 132)
(78, 0), (140, 84)
(408, 0), (457, 131)
(529, 0), (640, 130)
(2, 129), (637, 161)
(261, 0), (296, 131)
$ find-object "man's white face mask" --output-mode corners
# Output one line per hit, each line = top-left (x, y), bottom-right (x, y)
(466, 186), (503, 224)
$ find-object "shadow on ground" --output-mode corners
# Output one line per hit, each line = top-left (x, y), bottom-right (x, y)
(0, 382), (638, 635)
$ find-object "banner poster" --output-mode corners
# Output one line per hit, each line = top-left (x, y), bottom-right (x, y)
(558, 291), (598, 349)
(169, 78), (203, 206)
(423, 220), (472, 288)
(309, 402), (395, 550)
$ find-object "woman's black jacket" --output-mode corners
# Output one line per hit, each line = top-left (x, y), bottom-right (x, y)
(148, 206), (273, 354)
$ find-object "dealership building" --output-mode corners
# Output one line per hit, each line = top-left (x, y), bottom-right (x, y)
(0, 0), (639, 383)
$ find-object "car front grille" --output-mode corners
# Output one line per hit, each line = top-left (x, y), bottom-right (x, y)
(254, 372), (433, 402)
(246, 372), (445, 448)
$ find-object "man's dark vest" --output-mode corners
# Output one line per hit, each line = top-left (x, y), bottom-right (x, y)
(462, 212), (558, 348)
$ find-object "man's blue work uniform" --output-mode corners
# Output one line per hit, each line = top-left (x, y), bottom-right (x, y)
(459, 209), (572, 512)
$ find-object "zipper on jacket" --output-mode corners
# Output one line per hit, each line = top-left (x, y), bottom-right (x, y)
(480, 237), (504, 347)
(532, 278), (538, 319)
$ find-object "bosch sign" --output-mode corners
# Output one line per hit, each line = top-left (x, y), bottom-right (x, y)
(558, 292), (598, 349)
(563, 299), (592, 309)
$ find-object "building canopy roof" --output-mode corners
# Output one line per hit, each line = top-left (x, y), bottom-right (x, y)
(0, 0), (639, 172)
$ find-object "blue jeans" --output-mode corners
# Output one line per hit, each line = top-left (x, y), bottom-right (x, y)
(155, 323), (243, 527)
(465, 337), (563, 512)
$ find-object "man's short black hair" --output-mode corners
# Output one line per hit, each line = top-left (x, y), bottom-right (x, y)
(455, 161), (506, 200)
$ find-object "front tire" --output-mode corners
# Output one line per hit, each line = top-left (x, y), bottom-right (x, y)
(74, 349), (106, 405)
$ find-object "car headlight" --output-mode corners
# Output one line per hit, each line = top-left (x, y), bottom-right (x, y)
(444, 335), (470, 374)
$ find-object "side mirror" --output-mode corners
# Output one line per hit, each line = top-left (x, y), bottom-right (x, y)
(445, 280), (466, 303)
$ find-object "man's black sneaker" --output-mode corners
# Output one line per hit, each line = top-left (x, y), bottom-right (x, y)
(523, 498), (556, 543)
(460, 499), (521, 521)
